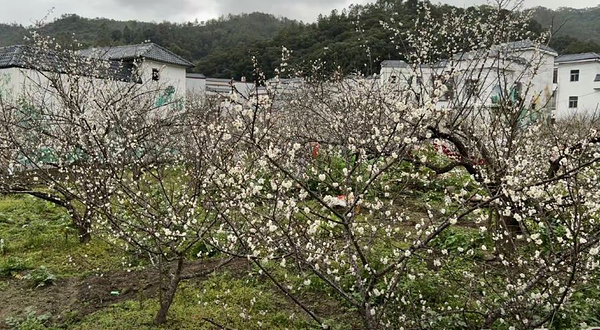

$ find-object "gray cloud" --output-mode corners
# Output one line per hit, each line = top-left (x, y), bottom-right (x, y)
(106, 0), (209, 21)
(0, 0), (597, 26)
(0, 0), (216, 25)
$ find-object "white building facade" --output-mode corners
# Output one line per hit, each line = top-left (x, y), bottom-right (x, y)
(80, 43), (193, 103)
(553, 53), (600, 119)
(379, 41), (600, 122)
(0, 43), (194, 107)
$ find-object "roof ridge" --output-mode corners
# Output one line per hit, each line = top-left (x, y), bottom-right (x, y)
(556, 52), (600, 62)
(79, 42), (193, 67)
(147, 43), (193, 67)
(83, 43), (151, 51)
(136, 42), (154, 57)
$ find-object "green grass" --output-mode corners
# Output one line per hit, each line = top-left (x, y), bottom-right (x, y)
(70, 273), (313, 330)
(0, 195), (129, 277)
(0, 195), (324, 329)
(1, 186), (600, 330)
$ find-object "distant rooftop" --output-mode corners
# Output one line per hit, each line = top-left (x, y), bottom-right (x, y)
(0, 45), (27, 69)
(0, 45), (132, 81)
(556, 52), (600, 63)
(381, 41), (556, 70)
(500, 40), (557, 55)
(186, 73), (206, 79)
(80, 43), (194, 68)
(380, 60), (408, 68)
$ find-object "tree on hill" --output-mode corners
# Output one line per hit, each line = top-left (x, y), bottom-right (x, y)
(533, 5), (600, 44)
(1, 2), (600, 78)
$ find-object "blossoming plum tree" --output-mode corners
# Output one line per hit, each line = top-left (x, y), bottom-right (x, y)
(211, 2), (600, 328)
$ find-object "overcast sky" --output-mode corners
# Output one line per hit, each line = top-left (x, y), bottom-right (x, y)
(1, 0), (598, 26)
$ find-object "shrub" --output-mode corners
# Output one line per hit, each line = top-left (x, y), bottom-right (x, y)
(24, 266), (56, 288)
(5, 308), (50, 330)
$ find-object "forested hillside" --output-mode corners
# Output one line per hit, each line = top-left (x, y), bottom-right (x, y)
(533, 5), (600, 54)
(0, 12), (293, 78)
(1, 1), (599, 79)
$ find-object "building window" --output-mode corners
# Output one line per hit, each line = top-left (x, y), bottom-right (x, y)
(152, 68), (160, 81)
(553, 68), (558, 83)
(444, 77), (456, 100)
(389, 75), (397, 83)
(490, 85), (502, 104)
(568, 96), (578, 108)
(570, 69), (579, 82)
(432, 75), (454, 101)
(465, 79), (479, 97)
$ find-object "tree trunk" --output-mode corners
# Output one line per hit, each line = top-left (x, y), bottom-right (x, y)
(154, 257), (184, 325)
(77, 220), (92, 244)
(15, 190), (92, 243)
(70, 207), (92, 244)
(494, 212), (520, 255)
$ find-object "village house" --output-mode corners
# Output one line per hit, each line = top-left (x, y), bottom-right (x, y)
(79, 43), (194, 102)
(553, 52), (600, 119)
(0, 42), (193, 105)
(381, 41), (600, 121)
(380, 40), (557, 122)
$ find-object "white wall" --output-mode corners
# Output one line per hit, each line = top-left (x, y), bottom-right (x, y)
(379, 48), (556, 119)
(1, 59), (188, 110)
(554, 61), (600, 119)
(139, 60), (187, 101)
(0, 67), (27, 99)
(186, 76), (206, 96)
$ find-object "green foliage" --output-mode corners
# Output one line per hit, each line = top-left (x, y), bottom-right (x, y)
(430, 227), (487, 254)
(24, 266), (56, 288)
(533, 6), (600, 48)
(552, 279), (600, 328)
(188, 241), (218, 258)
(5, 308), (51, 330)
(0, 12), (292, 79)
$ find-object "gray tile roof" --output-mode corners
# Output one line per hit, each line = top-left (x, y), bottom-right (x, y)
(502, 40), (557, 55)
(80, 43), (194, 68)
(380, 60), (408, 68)
(0, 45), (26, 68)
(186, 73), (206, 79)
(0, 45), (132, 81)
(452, 40), (557, 62)
(556, 52), (600, 63)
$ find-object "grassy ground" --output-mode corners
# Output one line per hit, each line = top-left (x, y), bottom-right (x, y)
(0, 195), (126, 277)
(2, 187), (600, 329)
(0, 195), (355, 330)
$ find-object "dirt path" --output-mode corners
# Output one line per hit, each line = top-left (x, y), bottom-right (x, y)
(0, 258), (248, 328)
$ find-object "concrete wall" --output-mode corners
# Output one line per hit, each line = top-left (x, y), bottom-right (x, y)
(0, 59), (187, 111)
(0, 67), (27, 99)
(0, 64), (182, 121)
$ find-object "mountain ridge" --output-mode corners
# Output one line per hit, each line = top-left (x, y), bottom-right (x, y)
(1, 2), (599, 78)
